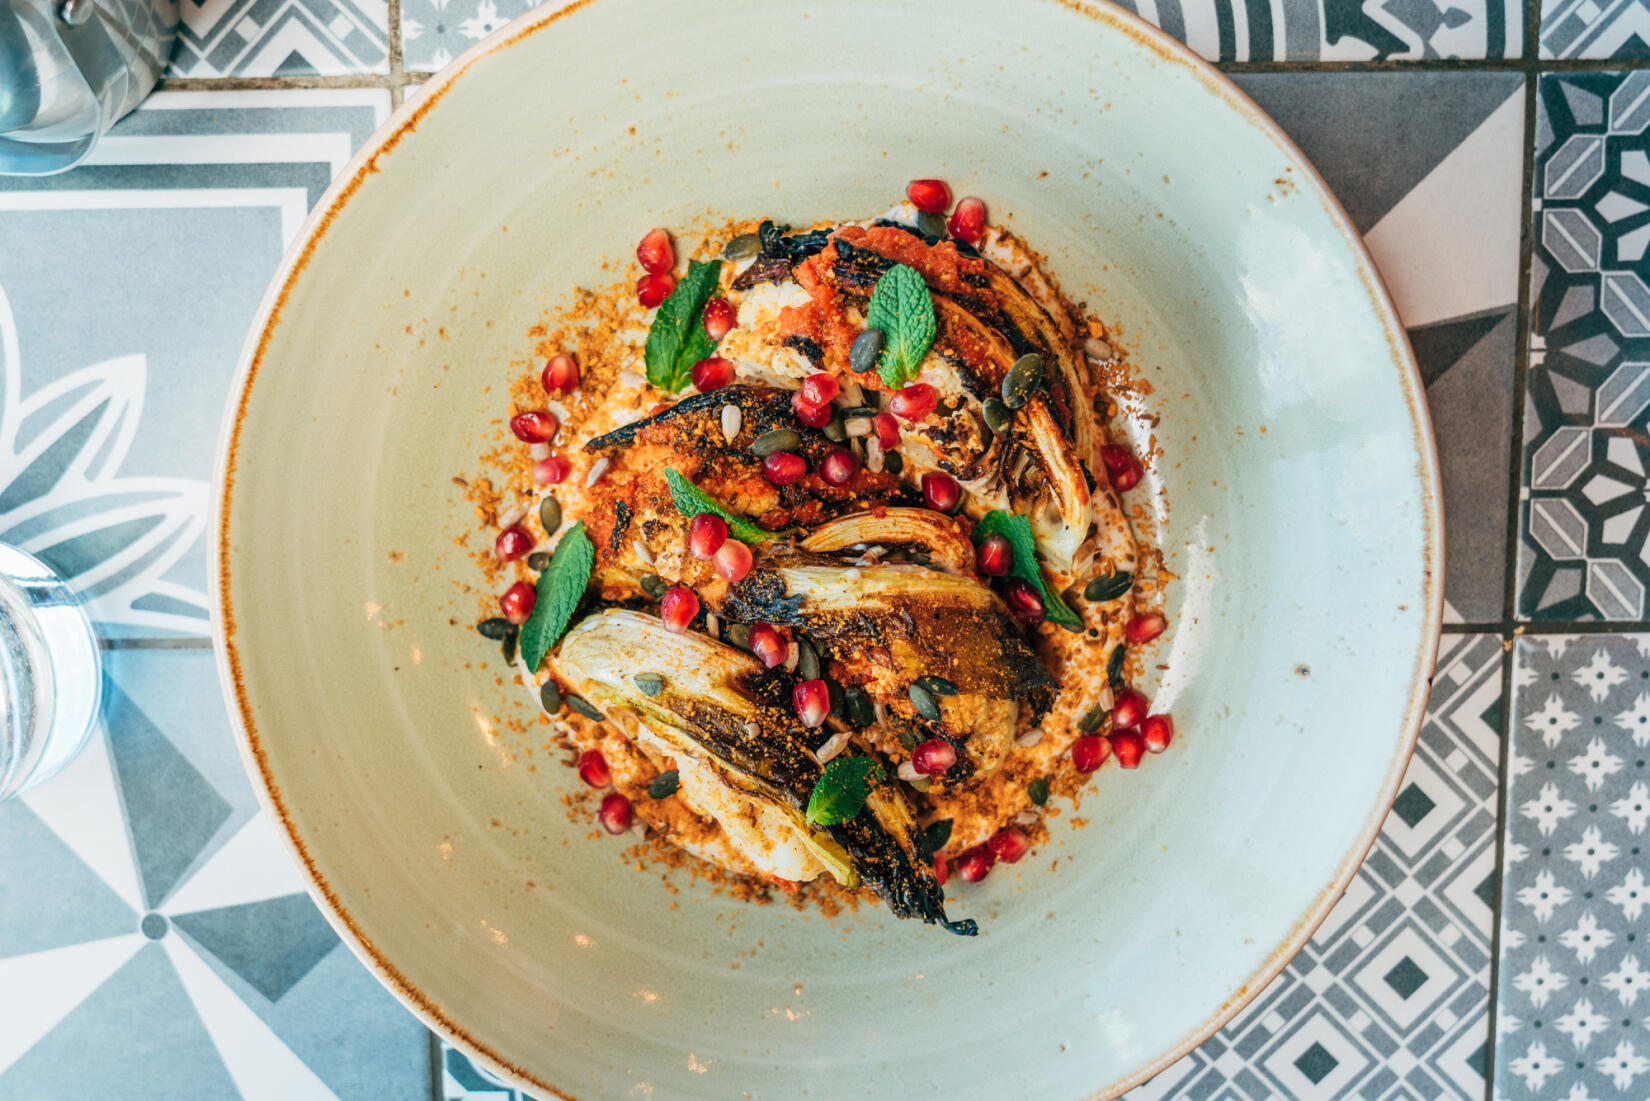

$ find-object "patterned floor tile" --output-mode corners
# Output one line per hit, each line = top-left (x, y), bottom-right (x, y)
(1497, 635), (1650, 1100)
(1520, 73), (1650, 621)
(0, 648), (430, 1099)
(1233, 72), (1523, 623)
(1543, 0), (1650, 58)
(0, 89), (388, 638)
(170, 0), (389, 76)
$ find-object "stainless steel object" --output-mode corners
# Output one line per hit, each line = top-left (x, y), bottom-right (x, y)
(0, 0), (177, 174)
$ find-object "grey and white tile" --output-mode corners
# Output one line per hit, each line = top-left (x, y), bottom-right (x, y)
(169, 0), (389, 76)
(1543, 0), (1650, 59)
(1497, 635), (1650, 1100)
(0, 88), (388, 638)
(1234, 71), (1524, 624)
(0, 648), (430, 1098)
(1521, 73), (1650, 621)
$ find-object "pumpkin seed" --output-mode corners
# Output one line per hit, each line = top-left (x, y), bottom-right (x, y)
(896, 727), (919, 750)
(916, 675), (959, 697)
(539, 680), (562, 714)
(882, 449), (904, 474)
(725, 622), (751, 651)
(915, 210), (947, 239)
(823, 417), (848, 443)
(1001, 353), (1044, 410)
(841, 405), (879, 418)
(1078, 703), (1108, 732)
(1028, 777), (1049, 806)
(634, 672), (665, 697)
(501, 634), (517, 665)
(826, 679), (846, 718)
(796, 637), (821, 681)
(1107, 643), (1127, 689)
(526, 552), (551, 571)
(721, 232), (761, 260)
(750, 427), (802, 456)
(1084, 570), (1134, 602)
(907, 775), (933, 793)
(476, 617), (515, 640)
(648, 770), (680, 798)
(983, 397), (1014, 433)
(639, 573), (668, 599)
(919, 818), (953, 856)
(843, 685), (875, 727)
(908, 683), (942, 722)
(566, 695), (605, 722)
(538, 496), (562, 534)
(850, 328), (886, 374)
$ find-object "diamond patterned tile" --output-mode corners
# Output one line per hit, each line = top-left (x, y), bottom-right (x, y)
(169, 0), (389, 76)
(1543, 0), (1650, 59)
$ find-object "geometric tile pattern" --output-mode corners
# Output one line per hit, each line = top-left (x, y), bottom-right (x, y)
(1522, 74), (1650, 621)
(1543, 0), (1650, 59)
(1497, 635), (1650, 1101)
(169, 0), (389, 76)
(1123, 634), (1503, 1101)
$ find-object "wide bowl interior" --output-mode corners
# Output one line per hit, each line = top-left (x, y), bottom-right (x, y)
(215, 2), (1441, 1098)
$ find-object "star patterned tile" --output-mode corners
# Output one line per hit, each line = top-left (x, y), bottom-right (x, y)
(1497, 634), (1650, 1101)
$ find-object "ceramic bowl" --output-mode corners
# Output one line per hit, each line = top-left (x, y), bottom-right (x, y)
(211, 2), (1443, 1097)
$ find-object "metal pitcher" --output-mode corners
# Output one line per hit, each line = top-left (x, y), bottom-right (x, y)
(0, 0), (177, 175)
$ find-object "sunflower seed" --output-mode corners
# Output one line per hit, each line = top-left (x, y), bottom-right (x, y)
(639, 573), (668, 599)
(705, 612), (720, 639)
(844, 416), (873, 438)
(526, 552), (551, 571)
(632, 539), (655, 566)
(864, 436), (884, 473)
(750, 427), (801, 456)
(498, 501), (530, 530)
(897, 758), (924, 782)
(538, 496), (562, 534)
(722, 232), (761, 260)
(813, 729), (852, 765)
(633, 672), (665, 697)
(618, 369), (647, 389)
(915, 210), (947, 238)
(1028, 777), (1049, 806)
(1084, 570), (1133, 602)
(476, 617), (515, 640)
(539, 680), (562, 714)
(1002, 353), (1043, 410)
(983, 397), (1014, 434)
(843, 567), (861, 582)
(1015, 810), (1041, 827)
(796, 637), (820, 681)
(908, 683), (942, 722)
(1084, 336), (1114, 360)
(648, 770), (680, 798)
(585, 457), (610, 487)
(529, 442), (550, 461)
(823, 418), (848, 443)
(882, 449), (903, 474)
(850, 328), (885, 374)
(566, 695), (605, 722)
(1016, 727), (1044, 748)
(718, 403), (742, 443)
(784, 641), (800, 673)
(836, 379), (864, 408)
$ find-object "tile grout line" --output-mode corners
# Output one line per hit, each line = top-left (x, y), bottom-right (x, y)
(387, 0), (407, 108)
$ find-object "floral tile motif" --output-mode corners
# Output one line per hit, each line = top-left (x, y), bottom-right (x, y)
(400, 0), (519, 72)
(1543, 0), (1650, 59)
(1497, 635), (1650, 1100)
(169, 0), (389, 76)
(1520, 73), (1650, 621)
(0, 649), (430, 1098)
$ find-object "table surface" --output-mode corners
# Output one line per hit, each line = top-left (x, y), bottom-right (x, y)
(2, 0), (1646, 1098)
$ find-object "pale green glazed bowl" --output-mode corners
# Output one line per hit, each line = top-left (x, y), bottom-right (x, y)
(211, 2), (1444, 1098)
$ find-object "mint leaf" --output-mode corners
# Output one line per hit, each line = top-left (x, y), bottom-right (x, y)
(972, 510), (1082, 629)
(644, 260), (723, 392)
(664, 468), (780, 544)
(806, 756), (884, 826)
(865, 264), (937, 389)
(518, 521), (595, 673)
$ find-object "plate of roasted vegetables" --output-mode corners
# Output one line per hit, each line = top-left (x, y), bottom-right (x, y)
(213, 1), (1443, 1098)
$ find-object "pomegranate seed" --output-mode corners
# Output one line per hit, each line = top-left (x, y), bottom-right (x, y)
(1112, 730), (1145, 769)
(1072, 734), (1111, 773)
(636, 227), (674, 274)
(933, 853), (949, 886)
(921, 471), (960, 513)
(689, 514), (728, 559)
(749, 623), (787, 668)
(500, 581), (535, 625)
(637, 272), (676, 308)
(702, 297), (737, 341)
(947, 196), (987, 243)
(801, 372), (840, 407)
(792, 392), (833, 428)
(1099, 444), (1144, 492)
(599, 792), (633, 834)
(1004, 578), (1045, 622)
(691, 356), (735, 392)
(763, 451), (806, 486)
(577, 749), (611, 788)
(793, 679), (830, 728)
(1111, 688), (1148, 730)
(494, 526), (533, 562)
(987, 826), (1030, 864)
(975, 534), (1012, 577)
(820, 448), (859, 487)
(713, 538), (753, 582)
(911, 738), (957, 776)
(906, 178), (952, 213)
(1126, 612), (1167, 645)
(510, 410), (557, 443)
(873, 412), (901, 449)
(541, 353), (580, 394)
(956, 846), (994, 883)
(660, 586), (699, 633)
(889, 382), (938, 421)
(1141, 714), (1174, 754)
(532, 455), (571, 485)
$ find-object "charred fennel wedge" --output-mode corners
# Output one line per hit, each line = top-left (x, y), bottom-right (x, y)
(554, 608), (976, 935)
